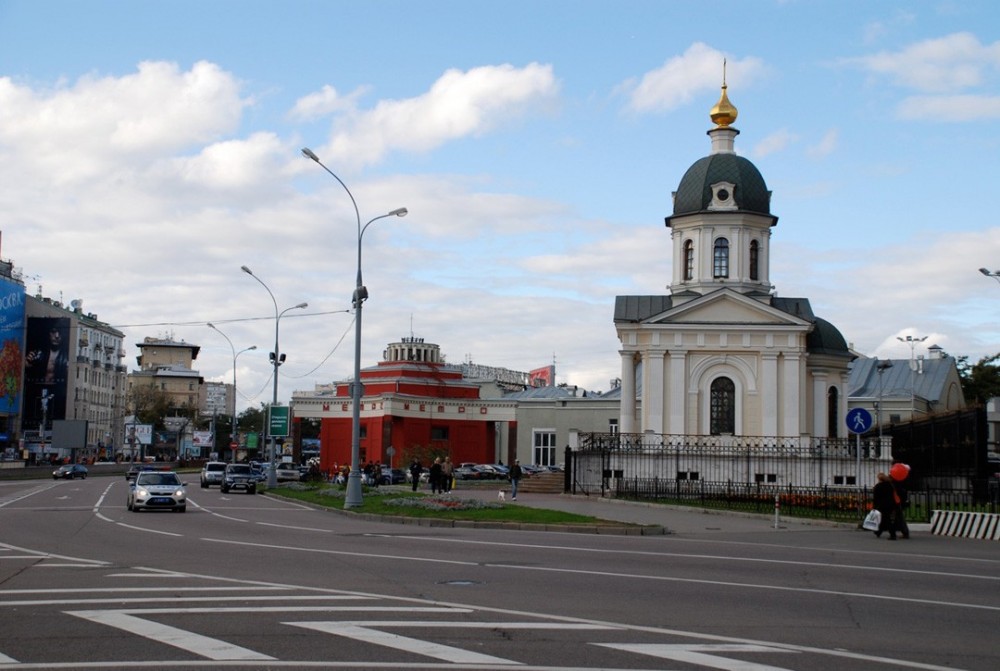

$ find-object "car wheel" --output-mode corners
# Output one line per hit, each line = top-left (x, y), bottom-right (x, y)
(175, 506), (186, 513)
(82, 474), (87, 479)
(131, 505), (141, 512)
(126, 500), (132, 511)
(201, 481), (207, 489)
(221, 485), (229, 493)
(249, 486), (257, 495)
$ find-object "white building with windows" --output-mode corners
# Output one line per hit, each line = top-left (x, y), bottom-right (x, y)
(614, 80), (855, 442)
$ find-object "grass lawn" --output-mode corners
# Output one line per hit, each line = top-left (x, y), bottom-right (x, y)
(266, 483), (627, 526)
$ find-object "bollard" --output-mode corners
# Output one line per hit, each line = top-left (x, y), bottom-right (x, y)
(774, 494), (780, 529)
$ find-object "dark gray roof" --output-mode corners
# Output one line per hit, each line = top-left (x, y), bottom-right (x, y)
(806, 316), (852, 357)
(614, 294), (817, 325)
(668, 153), (775, 222)
(848, 356), (958, 403)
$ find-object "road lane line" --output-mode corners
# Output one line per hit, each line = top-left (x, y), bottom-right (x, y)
(69, 610), (276, 661)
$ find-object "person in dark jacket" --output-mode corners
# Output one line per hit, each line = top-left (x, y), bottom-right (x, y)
(408, 459), (422, 492)
(429, 457), (443, 494)
(508, 460), (523, 500)
(872, 472), (899, 540)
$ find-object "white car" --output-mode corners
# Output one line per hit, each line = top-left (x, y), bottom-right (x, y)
(275, 462), (301, 482)
(127, 471), (187, 512)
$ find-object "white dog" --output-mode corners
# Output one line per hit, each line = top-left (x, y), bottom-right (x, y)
(497, 490), (506, 502)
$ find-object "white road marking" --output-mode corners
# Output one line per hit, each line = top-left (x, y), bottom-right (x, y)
(290, 621), (518, 665)
(597, 643), (794, 671)
(69, 610), (276, 661)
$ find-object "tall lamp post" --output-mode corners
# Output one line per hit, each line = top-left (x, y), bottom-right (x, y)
(896, 335), (927, 419)
(301, 146), (407, 508)
(241, 265), (308, 487)
(875, 359), (893, 458)
(207, 323), (256, 463)
(979, 267), (1000, 286)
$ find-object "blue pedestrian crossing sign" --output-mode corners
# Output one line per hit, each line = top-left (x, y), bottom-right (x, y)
(846, 407), (873, 434)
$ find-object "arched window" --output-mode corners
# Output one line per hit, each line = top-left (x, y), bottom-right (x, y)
(749, 240), (759, 281)
(683, 240), (694, 280)
(713, 238), (729, 278)
(827, 386), (839, 437)
(710, 377), (735, 435)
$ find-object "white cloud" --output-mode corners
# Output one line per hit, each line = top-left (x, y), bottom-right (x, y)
(806, 128), (839, 158)
(848, 32), (1000, 94)
(753, 129), (798, 158)
(621, 43), (767, 114)
(0, 60), (248, 184)
(288, 84), (367, 121)
(312, 63), (559, 169)
(896, 94), (1000, 121)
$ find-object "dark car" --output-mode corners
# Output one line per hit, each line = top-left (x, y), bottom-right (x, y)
(53, 464), (88, 480)
(379, 467), (407, 485)
(221, 463), (257, 494)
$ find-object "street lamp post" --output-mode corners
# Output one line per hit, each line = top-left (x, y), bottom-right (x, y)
(979, 267), (1000, 286)
(875, 359), (892, 458)
(241, 265), (308, 487)
(301, 146), (407, 508)
(207, 323), (256, 463)
(896, 335), (927, 419)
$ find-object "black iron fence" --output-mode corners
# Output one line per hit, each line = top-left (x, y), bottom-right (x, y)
(571, 432), (999, 523)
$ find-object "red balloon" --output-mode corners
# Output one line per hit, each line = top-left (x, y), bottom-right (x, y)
(890, 463), (910, 481)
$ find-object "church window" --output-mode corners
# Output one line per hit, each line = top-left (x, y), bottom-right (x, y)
(749, 240), (759, 281)
(709, 376), (735, 435)
(684, 240), (694, 280)
(827, 386), (839, 437)
(713, 238), (729, 278)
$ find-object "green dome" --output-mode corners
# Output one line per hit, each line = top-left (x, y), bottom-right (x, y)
(672, 153), (771, 216)
(807, 317), (851, 356)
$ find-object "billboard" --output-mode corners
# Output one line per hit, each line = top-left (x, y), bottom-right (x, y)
(528, 365), (555, 388)
(0, 276), (25, 415)
(23, 316), (70, 430)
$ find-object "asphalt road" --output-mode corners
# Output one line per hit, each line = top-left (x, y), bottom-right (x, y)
(0, 475), (997, 670)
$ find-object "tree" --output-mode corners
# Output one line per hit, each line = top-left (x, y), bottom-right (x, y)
(127, 382), (172, 428)
(956, 353), (1000, 405)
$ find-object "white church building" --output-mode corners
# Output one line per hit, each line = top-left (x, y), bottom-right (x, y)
(598, 78), (883, 489)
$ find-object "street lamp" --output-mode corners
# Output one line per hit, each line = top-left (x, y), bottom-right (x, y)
(896, 335), (927, 418)
(875, 359), (893, 457)
(301, 146), (407, 508)
(980, 268), (1000, 286)
(241, 265), (308, 487)
(207, 323), (256, 463)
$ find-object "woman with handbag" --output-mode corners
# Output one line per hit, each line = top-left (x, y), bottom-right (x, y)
(872, 472), (898, 540)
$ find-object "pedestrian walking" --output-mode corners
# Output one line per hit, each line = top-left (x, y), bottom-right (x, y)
(408, 458), (422, 492)
(871, 472), (901, 540)
(509, 460), (523, 500)
(429, 457), (443, 494)
(441, 457), (454, 493)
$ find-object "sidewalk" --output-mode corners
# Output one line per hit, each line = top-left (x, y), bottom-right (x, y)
(449, 488), (859, 535)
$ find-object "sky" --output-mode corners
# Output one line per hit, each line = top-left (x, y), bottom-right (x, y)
(1, 0), (999, 413)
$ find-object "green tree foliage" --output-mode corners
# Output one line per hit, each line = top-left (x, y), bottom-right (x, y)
(126, 382), (172, 428)
(956, 353), (1000, 405)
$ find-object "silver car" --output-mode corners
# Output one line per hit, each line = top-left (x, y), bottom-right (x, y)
(127, 471), (187, 512)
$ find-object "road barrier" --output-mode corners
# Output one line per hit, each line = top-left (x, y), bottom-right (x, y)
(930, 510), (1000, 541)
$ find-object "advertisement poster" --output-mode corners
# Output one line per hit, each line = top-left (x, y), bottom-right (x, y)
(0, 276), (25, 415)
(23, 316), (70, 431)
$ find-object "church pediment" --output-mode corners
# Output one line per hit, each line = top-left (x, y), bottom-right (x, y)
(647, 289), (812, 327)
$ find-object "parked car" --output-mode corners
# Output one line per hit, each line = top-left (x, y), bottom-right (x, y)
(453, 466), (482, 480)
(200, 461), (227, 488)
(275, 462), (301, 482)
(380, 467), (407, 485)
(221, 463), (257, 494)
(52, 464), (88, 480)
(127, 470), (186, 512)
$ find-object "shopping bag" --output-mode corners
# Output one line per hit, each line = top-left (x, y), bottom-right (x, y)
(862, 509), (881, 531)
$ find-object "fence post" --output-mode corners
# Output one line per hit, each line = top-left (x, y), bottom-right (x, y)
(774, 494), (780, 529)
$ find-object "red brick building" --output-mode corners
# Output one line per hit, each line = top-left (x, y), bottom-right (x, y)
(293, 336), (518, 471)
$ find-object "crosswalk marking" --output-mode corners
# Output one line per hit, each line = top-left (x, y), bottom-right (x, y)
(70, 610), (275, 661)
(596, 643), (795, 671)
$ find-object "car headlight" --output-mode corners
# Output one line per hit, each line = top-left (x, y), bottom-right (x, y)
(136, 488), (148, 497)
(174, 489), (185, 497)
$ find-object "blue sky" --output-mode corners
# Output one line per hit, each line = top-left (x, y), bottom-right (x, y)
(1, 1), (999, 410)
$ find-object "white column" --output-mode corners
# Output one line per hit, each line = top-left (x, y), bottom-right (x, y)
(762, 353), (779, 436)
(812, 371), (829, 438)
(646, 351), (665, 434)
(782, 353), (802, 436)
(669, 352), (686, 435)
(620, 351), (636, 434)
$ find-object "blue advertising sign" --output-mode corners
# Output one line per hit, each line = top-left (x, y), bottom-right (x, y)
(846, 407), (873, 434)
(0, 276), (26, 415)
